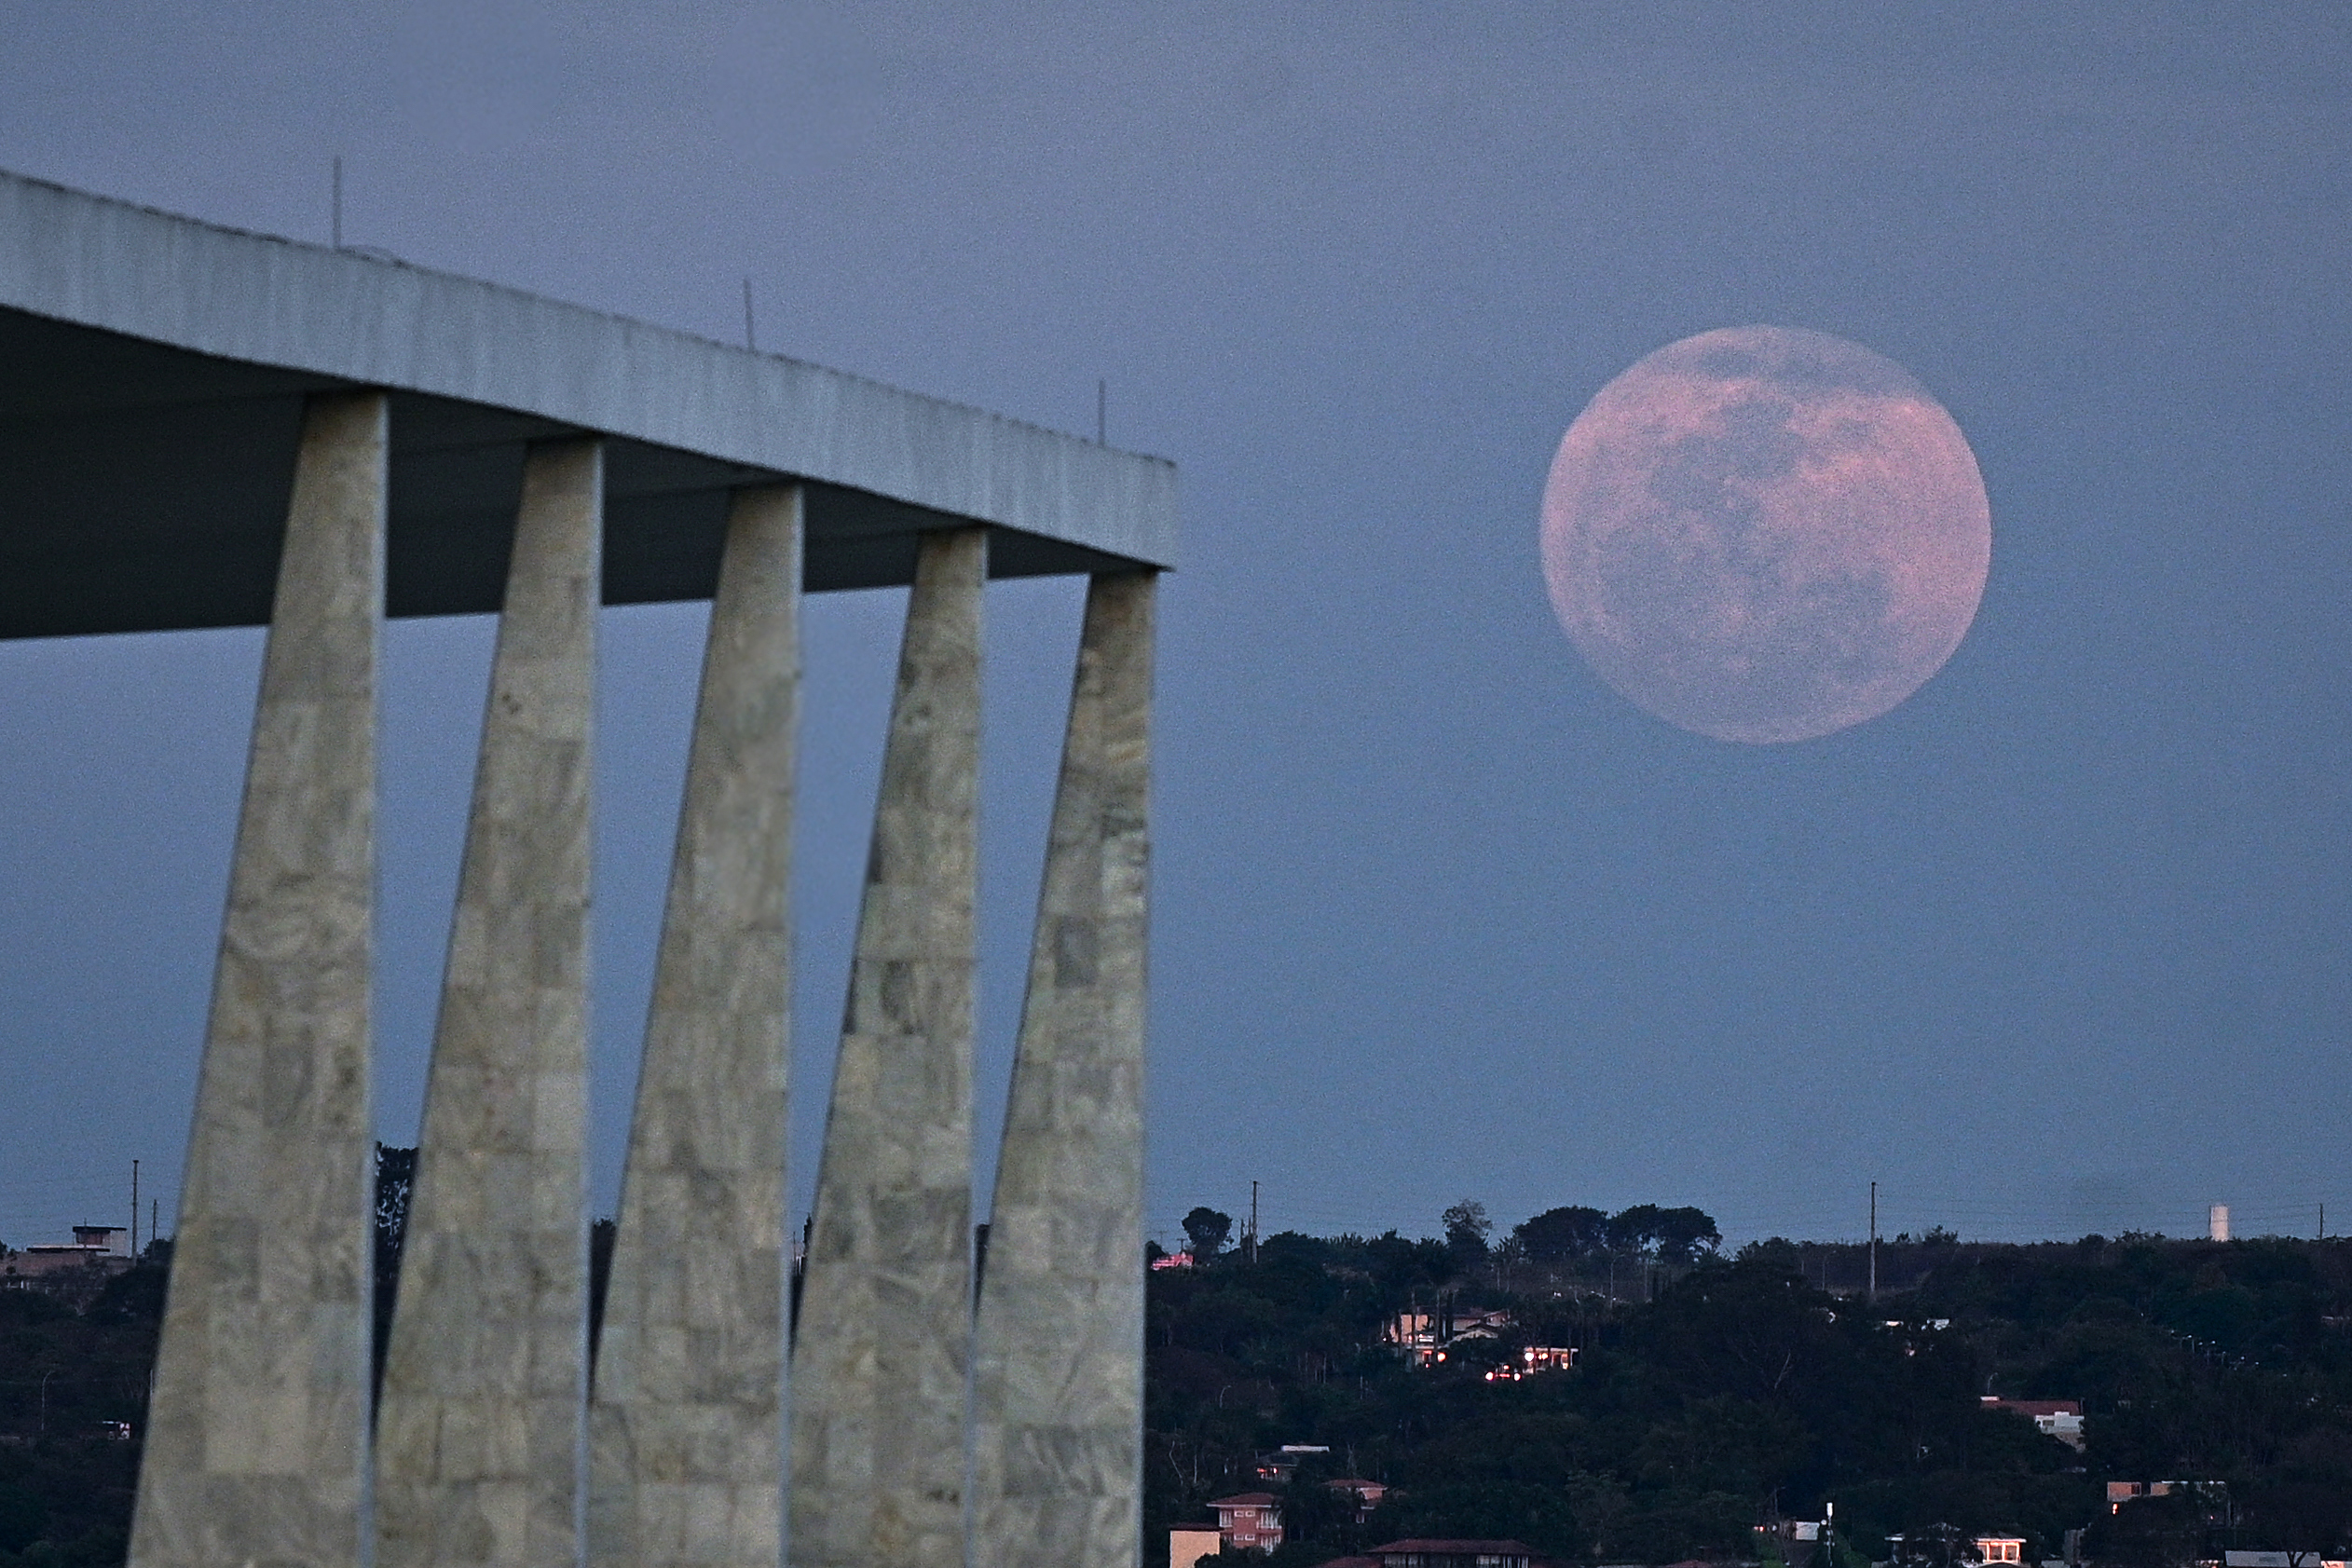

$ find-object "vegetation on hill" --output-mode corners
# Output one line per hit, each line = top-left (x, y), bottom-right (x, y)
(3, 1189), (2350, 1567)
(1147, 1210), (2352, 1566)
(0, 1259), (163, 1568)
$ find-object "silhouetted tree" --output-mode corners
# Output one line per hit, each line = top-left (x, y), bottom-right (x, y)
(372, 1142), (416, 1404)
(2082, 1491), (2209, 1568)
(1513, 1205), (1608, 1264)
(588, 1217), (617, 1367)
(1650, 1207), (1723, 1266)
(1442, 1199), (1491, 1273)
(1183, 1207), (1235, 1261)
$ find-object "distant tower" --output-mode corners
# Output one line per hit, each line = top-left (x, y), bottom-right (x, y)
(2208, 1204), (2231, 1242)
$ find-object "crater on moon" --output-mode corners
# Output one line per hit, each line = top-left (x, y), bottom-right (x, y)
(1540, 326), (1990, 743)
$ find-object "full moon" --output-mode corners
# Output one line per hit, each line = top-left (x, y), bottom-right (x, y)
(1540, 326), (1990, 743)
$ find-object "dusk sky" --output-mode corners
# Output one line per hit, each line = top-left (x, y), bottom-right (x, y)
(1, 6), (2346, 1252)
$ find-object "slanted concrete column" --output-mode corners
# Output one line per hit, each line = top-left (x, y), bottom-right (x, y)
(588, 486), (801, 1568)
(376, 438), (601, 1568)
(970, 571), (1155, 1568)
(789, 527), (985, 1568)
(130, 390), (386, 1568)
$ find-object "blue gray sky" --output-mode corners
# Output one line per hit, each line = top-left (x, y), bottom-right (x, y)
(1, 5), (2345, 1250)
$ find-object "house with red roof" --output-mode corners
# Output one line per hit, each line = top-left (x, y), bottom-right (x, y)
(1209, 1493), (1284, 1553)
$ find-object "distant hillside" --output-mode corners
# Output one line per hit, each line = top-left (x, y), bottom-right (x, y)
(1146, 1223), (2352, 1565)
(2, 1217), (2347, 1567)
(0, 1258), (162, 1568)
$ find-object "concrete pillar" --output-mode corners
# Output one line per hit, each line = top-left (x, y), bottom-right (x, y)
(129, 390), (386, 1568)
(788, 527), (984, 1568)
(969, 571), (1155, 1568)
(588, 486), (800, 1568)
(376, 438), (601, 1568)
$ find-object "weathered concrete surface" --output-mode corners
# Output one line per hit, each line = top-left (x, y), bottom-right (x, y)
(789, 528), (984, 1568)
(0, 166), (1178, 603)
(589, 486), (800, 1568)
(128, 390), (385, 1568)
(376, 439), (601, 1568)
(970, 571), (1155, 1568)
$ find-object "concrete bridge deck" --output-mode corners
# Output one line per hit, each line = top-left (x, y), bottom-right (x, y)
(0, 166), (1175, 638)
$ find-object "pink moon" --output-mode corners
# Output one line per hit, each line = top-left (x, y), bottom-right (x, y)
(1540, 326), (1991, 743)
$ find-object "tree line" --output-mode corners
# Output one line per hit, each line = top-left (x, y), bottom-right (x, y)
(7, 1182), (2351, 1566)
(1181, 1199), (1726, 1289)
(1147, 1204), (2352, 1566)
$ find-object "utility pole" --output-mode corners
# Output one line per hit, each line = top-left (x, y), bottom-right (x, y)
(1097, 378), (1107, 444)
(742, 278), (757, 351)
(1867, 1180), (1878, 1304)
(332, 156), (343, 250)
(1248, 1179), (1259, 1264)
(131, 1160), (140, 1255)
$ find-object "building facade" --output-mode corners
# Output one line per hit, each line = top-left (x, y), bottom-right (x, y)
(1210, 1493), (1285, 1553)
